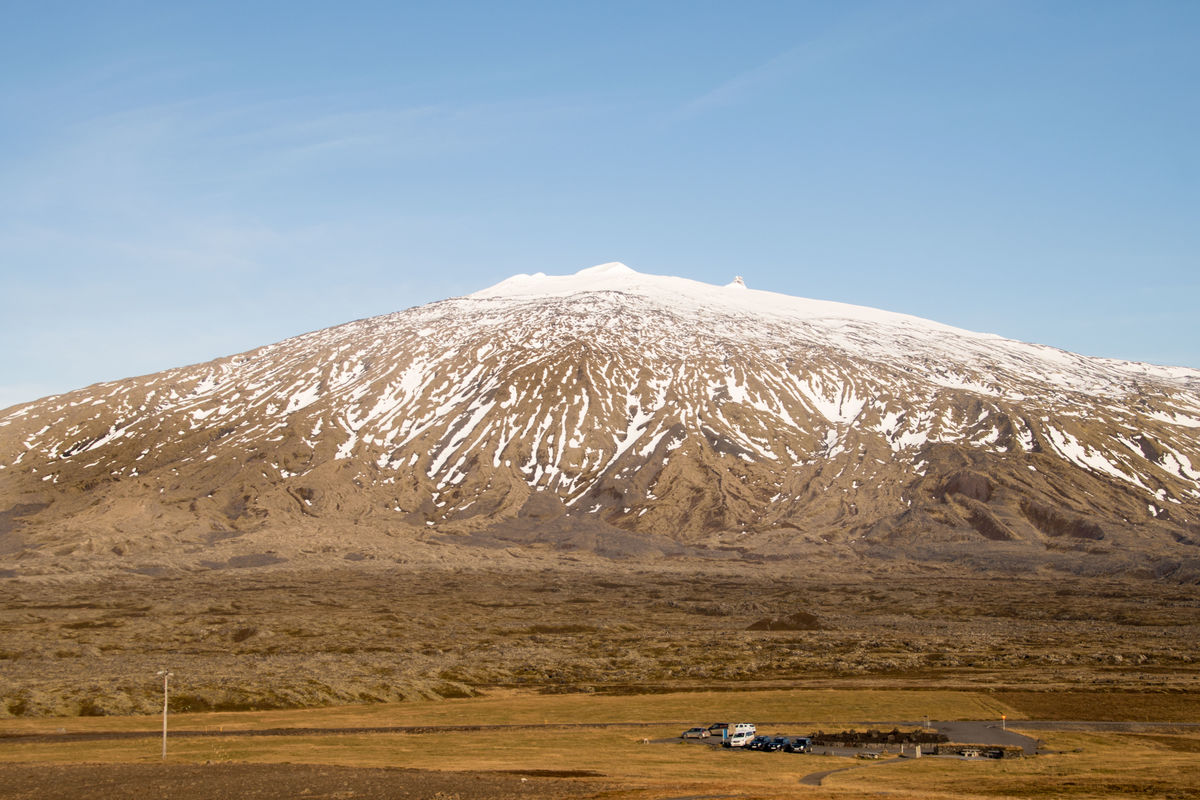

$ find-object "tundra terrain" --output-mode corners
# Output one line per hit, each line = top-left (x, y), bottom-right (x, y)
(2, 561), (1196, 718)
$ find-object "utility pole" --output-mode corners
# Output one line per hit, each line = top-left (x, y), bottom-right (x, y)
(157, 670), (173, 759)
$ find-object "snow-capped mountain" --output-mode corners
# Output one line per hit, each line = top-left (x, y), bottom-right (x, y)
(3, 263), (1199, 577)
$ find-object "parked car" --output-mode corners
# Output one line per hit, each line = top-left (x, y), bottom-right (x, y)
(785, 737), (813, 753)
(747, 735), (773, 751)
(707, 723), (729, 738)
(723, 730), (756, 748)
(765, 736), (789, 752)
(681, 727), (710, 739)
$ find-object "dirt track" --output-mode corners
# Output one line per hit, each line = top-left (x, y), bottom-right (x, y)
(0, 763), (618, 800)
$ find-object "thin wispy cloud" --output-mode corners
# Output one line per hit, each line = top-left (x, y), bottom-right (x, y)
(677, 43), (828, 120)
(674, 2), (963, 120)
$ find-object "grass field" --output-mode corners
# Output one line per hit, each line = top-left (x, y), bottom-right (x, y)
(0, 687), (1016, 736)
(3, 688), (1199, 799)
(830, 731), (1200, 799)
(5, 686), (1200, 738)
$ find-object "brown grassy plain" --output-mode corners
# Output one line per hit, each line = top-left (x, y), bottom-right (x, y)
(1, 563), (1197, 797)
(2, 690), (1199, 799)
(2, 565), (1197, 717)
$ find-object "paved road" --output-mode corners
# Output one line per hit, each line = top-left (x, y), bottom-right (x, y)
(798, 765), (860, 786)
(932, 720), (1040, 754)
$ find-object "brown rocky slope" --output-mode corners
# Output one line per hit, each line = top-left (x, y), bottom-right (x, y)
(1, 263), (1199, 580)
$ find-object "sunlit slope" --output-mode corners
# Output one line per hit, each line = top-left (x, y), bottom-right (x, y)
(2, 263), (1198, 576)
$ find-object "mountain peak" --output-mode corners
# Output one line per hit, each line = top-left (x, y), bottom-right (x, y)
(470, 263), (968, 338)
(470, 261), (649, 299)
(576, 261), (635, 276)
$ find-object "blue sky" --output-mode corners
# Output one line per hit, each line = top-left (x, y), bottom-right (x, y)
(2, 0), (1198, 408)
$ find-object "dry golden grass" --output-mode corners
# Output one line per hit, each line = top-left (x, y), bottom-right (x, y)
(0, 687), (1015, 736)
(830, 730), (1200, 799)
(4, 690), (1200, 799)
(0, 727), (852, 798)
(5, 726), (1200, 800)
(995, 690), (1200, 722)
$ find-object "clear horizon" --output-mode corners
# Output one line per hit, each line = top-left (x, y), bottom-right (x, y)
(2, 1), (1198, 409)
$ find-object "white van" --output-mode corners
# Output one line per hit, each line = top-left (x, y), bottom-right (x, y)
(723, 723), (757, 748)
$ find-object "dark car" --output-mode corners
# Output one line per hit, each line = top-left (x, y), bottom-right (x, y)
(707, 723), (729, 738)
(764, 736), (789, 752)
(747, 735), (772, 751)
(785, 737), (813, 753)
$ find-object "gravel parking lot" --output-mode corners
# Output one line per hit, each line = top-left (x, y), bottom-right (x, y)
(679, 720), (1039, 756)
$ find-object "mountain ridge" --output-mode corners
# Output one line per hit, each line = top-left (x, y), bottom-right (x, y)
(2, 263), (1199, 580)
